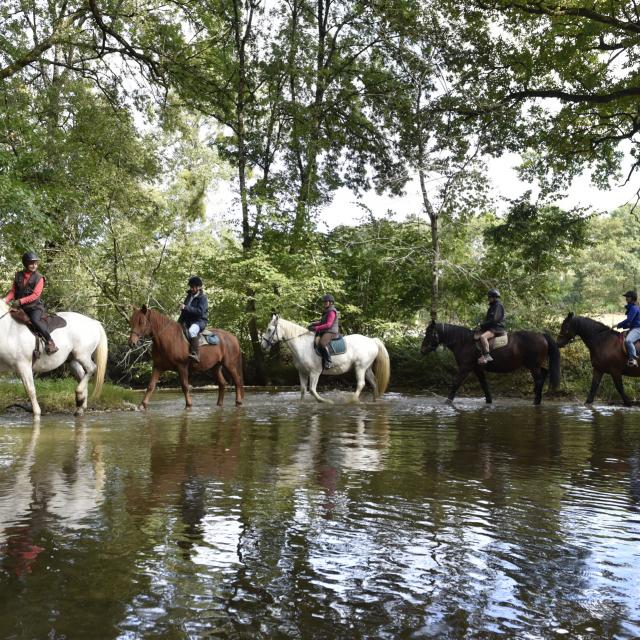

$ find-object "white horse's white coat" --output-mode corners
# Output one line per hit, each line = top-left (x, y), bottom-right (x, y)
(0, 299), (108, 417)
(261, 315), (390, 403)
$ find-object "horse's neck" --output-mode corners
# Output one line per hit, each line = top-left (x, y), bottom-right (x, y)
(278, 319), (311, 355)
(441, 324), (472, 349)
(575, 317), (612, 346)
(149, 310), (183, 348)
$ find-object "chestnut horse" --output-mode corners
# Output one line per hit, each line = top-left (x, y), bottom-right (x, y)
(128, 305), (244, 409)
(557, 312), (638, 406)
(421, 320), (560, 404)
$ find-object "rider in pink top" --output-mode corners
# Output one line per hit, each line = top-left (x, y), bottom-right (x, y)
(308, 294), (340, 369)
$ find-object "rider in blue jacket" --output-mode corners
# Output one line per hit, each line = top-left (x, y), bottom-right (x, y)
(616, 290), (640, 367)
(178, 276), (208, 363)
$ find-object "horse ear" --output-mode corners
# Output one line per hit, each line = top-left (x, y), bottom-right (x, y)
(568, 311), (574, 319)
(141, 303), (148, 314)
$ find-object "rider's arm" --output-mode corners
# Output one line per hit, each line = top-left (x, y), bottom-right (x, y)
(18, 277), (44, 306)
(313, 310), (336, 332)
(3, 283), (16, 303)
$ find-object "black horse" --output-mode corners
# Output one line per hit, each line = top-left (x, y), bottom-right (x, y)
(557, 312), (638, 406)
(421, 321), (561, 404)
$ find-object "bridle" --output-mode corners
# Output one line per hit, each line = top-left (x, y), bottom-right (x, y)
(262, 316), (311, 348)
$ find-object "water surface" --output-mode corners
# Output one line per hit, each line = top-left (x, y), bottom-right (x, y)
(1, 391), (639, 638)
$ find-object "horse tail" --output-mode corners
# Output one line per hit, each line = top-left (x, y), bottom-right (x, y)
(544, 333), (561, 390)
(91, 322), (108, 400)
(373, 338), (391, 396)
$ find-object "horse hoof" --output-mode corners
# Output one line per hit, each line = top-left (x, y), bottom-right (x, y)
(74, 408), (84, 417)
(235, 401), (243, 407)
(445, 399), (454, 406)
(138, 404), (147, 411)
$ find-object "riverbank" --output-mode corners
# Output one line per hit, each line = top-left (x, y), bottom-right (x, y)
(0, 379), (139, 414)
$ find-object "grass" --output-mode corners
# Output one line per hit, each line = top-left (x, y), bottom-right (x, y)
(0, 377), (140, 414)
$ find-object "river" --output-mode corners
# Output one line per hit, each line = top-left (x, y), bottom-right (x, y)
(1, 391), (639, 638)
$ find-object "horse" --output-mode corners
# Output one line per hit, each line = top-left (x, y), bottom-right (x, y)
(128, 305), (244, 410)
(260, 314), (390, 403)
(0, 299), (108, 417)
(421, 320), (561, 405)
(557, 312), (640, 406)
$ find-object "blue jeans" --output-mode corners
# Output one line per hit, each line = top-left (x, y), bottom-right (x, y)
(625, 327), (640, 358)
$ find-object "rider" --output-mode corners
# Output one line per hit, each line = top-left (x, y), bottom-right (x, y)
(476, 288), (505, 365)
(616, 290), (640, 367)
(3, 251), (59, 355)
(178, 276), (208, 363)
(308, 294), (340, 369)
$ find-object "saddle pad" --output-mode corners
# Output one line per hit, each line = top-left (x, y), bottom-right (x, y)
(314, 336), (346, 356)
(198, 332), (220, 346)
(491, 334), (508, 350)
(9, 309), (67, 331)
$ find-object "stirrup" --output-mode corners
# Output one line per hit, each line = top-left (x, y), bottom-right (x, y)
(323, 360), (333, 370)
(627, 358), (637, 367)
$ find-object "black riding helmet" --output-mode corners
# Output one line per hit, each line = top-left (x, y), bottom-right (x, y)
(322, 294), (335, 303)
(188, 276), (203, 288)
(623, 290), (638, 302)
(487, 288), (500, 298)
(22, 251), (39, 266)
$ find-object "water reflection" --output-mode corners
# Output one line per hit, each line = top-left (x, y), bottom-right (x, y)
(0, 395), (639, 637)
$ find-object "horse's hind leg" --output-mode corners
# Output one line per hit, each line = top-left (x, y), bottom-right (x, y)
(611, 372), (633, 407)
(365, 367), (379, 400)
(352, 366), (366, 402)
(475, 368), (492, 404)
(16, 362), (41, 418)
(69, 359), (91, 415)
(298, 371), (308, 400)
(224, 362), (244, 406)
(531, 367), (545, 405)
(214, 365), (226, 406)
(178, 365), (192, 408)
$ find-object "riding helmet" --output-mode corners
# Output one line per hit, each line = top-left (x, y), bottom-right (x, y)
(188, 276), (203, 287)
(22, 251), (39, 266)
(487, 288), (500, 298)
(623, 290), (638, 301)
(322, 294), (335, 303)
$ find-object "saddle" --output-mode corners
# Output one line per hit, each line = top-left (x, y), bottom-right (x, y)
(475, 332), (508, 353)
(181, 325), (220, 346)
(620, 331), (640, 356)
(314, 335), (346, 356)
(9, 308), (67, 332)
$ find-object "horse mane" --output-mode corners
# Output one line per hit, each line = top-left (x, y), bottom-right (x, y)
(276, 317), (313, 340)
(440, 322), (474, 344)
(573, 315), (616, 337)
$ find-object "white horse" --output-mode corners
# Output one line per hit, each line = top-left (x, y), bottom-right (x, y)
(0, 299), (108, 417)
(260, 314), (390, 403)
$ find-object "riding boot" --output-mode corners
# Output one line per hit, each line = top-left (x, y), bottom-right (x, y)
(321, 346), (333, 369)
(45, 340), (59, 355)
(189, 336), (200, 363)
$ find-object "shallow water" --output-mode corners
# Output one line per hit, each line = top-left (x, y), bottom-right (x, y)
(1, 391), (640, 639)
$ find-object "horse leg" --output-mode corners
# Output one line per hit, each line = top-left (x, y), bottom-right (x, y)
(365, 367), (379, 400)
(474, 368), (492, 404)
(177, 365), (192, 408)
(531, 367), (545, 405)
(215, 365), (226, 406)
(16, 362), (41, 418)
(298, 371), (308, 400)
(611, 372), (633, 407)
(351, 366), (367, 402)
(585, 369), (603, 405)
(140, 367), (162, 410)
(69, 360), (89, 416)
(309, 370), (332, 404)
(447, 368), (471, 404)
(225, 363), (244, 406)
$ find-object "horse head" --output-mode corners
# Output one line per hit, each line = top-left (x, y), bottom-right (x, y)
(128, 305), (152, 346)
(557, 312), (576, 348)
(421, 320), (440, 354)
(260, 314), (280, 351)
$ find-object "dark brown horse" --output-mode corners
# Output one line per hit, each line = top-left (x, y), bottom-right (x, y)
(421, 321), (560, 404)
(128, 305), (244, 409)
(557, 312), (638, 406)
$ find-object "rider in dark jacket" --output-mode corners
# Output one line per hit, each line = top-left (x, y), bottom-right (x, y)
(178, 276), (208, 363)
(616, 290), (640, 367)
(3, 251), (59, 354)
(308, 294), (340, 369)
(476, 288), (505, 365)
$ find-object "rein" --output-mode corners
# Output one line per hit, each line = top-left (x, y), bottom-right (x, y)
(265, 317), (311, 347)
